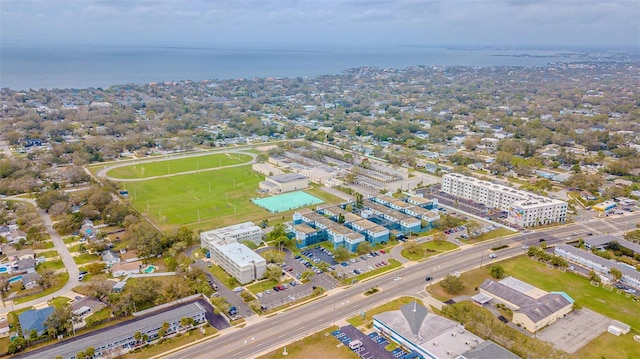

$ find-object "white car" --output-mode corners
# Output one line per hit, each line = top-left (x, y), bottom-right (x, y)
(256, 292), (263, 298)
(265, 289), (272, 295)
(489, 254), (497, 259)
(393, 276), (402, 282)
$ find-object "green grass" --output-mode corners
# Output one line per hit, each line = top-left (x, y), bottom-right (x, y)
(106, 153), (253, 179)
(501, 256), (640, 330)
(69, 244), (83, 253)
(258, 327), (357, 359)
(208, 264), (240, 289)
(50, 296), (70, 308)
(462, 228), (513, 243)
(247, 279), (281, 294)
(37, 259), (65, 271)
(38, 250), (59, 258)
(15, 273), (69, 304)
(347, 296), (423, 328)
(401, 241), (458, 261)
(120, 166), (343, 233)
(86, 307), (112, 323)
(123, 165), (264, 229)
(125, 327), (219, 359)
(73, 253), (101, 265)
(64, 236), (79, 244)
(571, 330), (640, 359)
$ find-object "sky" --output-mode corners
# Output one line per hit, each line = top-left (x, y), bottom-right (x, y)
(1, 0), (639, 49)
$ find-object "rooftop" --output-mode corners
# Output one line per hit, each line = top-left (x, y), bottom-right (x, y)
(268, 173), (308, 183)
(216, 241), (266, 267)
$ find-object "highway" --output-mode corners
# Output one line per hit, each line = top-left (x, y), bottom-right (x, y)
(162, 213), (640, 359)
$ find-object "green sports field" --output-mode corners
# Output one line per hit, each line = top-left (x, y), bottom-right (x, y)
(107, 153), (253, 179)
(124, 165), (264, 228)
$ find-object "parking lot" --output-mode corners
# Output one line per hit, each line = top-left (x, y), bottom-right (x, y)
(333, 250), (393, 280)
(332, 325), (396, 359)
(536, 308), (609, 354)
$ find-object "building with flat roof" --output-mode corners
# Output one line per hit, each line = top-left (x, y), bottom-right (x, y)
(555, 244), (640, 289)
(19, 301), (207, 359)
(479, 277), (573, 332)
(441, 173), (566, 227)
(373, 303), (518, 359)
(259, 173), (308, 194)
(201, 224), (266, 284)
(200, 222), (263, 246)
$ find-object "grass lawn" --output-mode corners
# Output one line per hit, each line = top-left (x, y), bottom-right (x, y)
(462, 228), (514, 243)
(106, 153), (253, 179)
(64, 236), (79, 244)
(125, 327), (218, 359)
(208, 264), (240, 289)
(247, 279), (281, 294)
(571, 331), (640, 359)
(427, 265), (498, 302)
(258, 327), (357, 359)
(50, 296), (70, 307)
(401, 241), (458, 261)
(38, 250), (59, 258)
(347, 296), (423, 328)
(15, 273), (69, 304)
(73, 253), (101, 265)
(502, 256), (640, 330)
(69, 244), (83, 252)
(37, 259), (65, 271)
(86, 307), (112, 323)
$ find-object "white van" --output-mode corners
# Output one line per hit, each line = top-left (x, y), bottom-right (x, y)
(233, 286), (244, 293)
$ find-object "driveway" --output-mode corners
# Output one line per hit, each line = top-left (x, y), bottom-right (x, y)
(192, 260), (252, 320)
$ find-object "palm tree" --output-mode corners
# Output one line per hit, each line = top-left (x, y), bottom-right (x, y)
(133, 331), (142, 345)
(85, 346), (95, 358)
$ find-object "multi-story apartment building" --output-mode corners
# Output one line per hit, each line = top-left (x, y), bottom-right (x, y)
(441, 173), (567, 227)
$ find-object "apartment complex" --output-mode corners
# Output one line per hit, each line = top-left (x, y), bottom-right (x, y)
(201, 224), (266, 284)
(441, 173), (567, 227)
(290, 195), (439, 252)
(555, 244), (640, 289)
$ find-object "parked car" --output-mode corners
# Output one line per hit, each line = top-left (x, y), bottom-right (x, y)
(425, 276), (433, 282)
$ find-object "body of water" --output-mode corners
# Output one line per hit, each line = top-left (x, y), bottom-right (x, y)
(1, 44), (574, 91)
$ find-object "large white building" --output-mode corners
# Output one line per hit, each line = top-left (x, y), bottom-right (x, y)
(200, 222), (263, 245)
(441, 173), (567, 227)
(259, 173), (309, 194)
(200, 223), (266, 284)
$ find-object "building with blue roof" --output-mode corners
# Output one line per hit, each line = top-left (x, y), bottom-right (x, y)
(18, 306), (54, 337)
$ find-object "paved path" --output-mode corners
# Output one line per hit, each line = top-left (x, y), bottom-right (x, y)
(1, 197), (80, 314)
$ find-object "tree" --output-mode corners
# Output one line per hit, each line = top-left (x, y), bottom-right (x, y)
(44, 304), (73, 337)
(403, 241), (420, 255)
(175, 226), (194, 246)
(85, 346), (95, 358)
(589, 270), (601, 283)
(85, 262), (105, 275)
(490, 265), (505, 279)
(355, 193), (364, 209)
(432, 231), (447, 244)
(159, 321), (170, 338)
(134, 331), (142, 344)
(7, 336), (26, 354)
(356, 241), (373, 255)
(440, 274), (465, 294)
(36, 189), (68, 212)
(466, 221), (481, 238)
(264, 265), (282, 282)
(610, 267), (623, 281)
(334, 246), (350, 262)
(76, 351), (87, 359)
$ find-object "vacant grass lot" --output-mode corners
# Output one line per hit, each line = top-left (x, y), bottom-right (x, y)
(107, 153), (253, 179)
(259, 327), (357, 359)
(401, 241), (457, 261)
(571, 330), (640, 359)
(462, 228), (514, 243)
(501, 256), (640, 330)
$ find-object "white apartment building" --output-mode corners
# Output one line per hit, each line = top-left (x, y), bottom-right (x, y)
(200, 223), (266, 284)
(200, 222), (263, 245)
(441, 173), (567, 227)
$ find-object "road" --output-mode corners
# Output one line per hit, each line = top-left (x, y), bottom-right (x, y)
(163, 212), (640, 359)
(2, 197), (80, 314)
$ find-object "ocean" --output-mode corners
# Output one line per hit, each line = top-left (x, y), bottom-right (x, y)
(0, 44), (574, 91)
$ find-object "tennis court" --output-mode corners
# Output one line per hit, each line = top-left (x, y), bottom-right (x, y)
(252, 191), (324, 213)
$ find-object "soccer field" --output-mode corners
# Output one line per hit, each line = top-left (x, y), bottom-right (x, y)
(107, 153), (253, 179)
(124, 165), (265, 229)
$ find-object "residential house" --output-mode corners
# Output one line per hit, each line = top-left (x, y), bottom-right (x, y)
(102, 251), (121, 267)
(22, 272), (42, 289)
(18, 307), (55, 337)
(111, 261), (142, 277)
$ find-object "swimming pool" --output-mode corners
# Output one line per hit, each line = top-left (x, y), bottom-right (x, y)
(142, 265), (157, 274)
(252, 191), (324, 213)
(8, 276), (22, 284)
